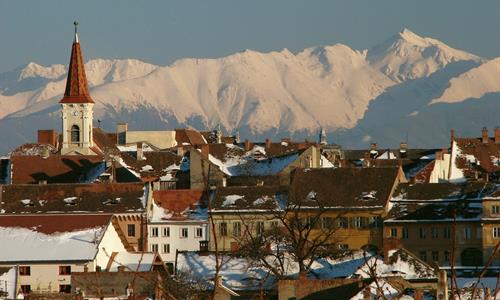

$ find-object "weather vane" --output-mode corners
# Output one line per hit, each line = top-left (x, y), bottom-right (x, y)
(74, 21), (79, 34)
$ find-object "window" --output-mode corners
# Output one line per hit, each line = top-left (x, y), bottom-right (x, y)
(180, 228), (188, 238)
(305, 216), (319, 229)
(354, 217), (363, 229)
(70, 125), (80, 143)
(195, 227), (203, 238)
(19, 266), (30, 276)
(338, 217), (348, 229)
(463, 227), (472, 239)
(443, 227), (451, 239)
(493, 227), (500, 238)
(219, 222), (228, 236)
(162, 244), (170, 254)
(419, 228), (426, 239)
(369, 216), (382, 228)
(233, 222), (241, 237)
(256, 222), (265, 235)
(322, 217), (333, 230)
(390, 228), (398, 238)
(431, 227), (438, 238)
(419, 251), (427, 262)
(59, 285), (71, 294)
(270, 221), (279, 229)
(444, 251), (450, 264)
(127, 224), (135, 237)
(20, 285), (31, 294)
(492, 205), (500, 215)
(431, 251), (439, 262)
(162, 227), (170, 237)
(151, 244), (158, 253)
(59, 266), (71, 275)
(150, 227), (159, 237)
(402, 227), (409, 239)
(476, 228), (482, 239)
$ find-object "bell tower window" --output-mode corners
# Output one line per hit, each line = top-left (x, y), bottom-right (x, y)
(71, 125), (80, 143)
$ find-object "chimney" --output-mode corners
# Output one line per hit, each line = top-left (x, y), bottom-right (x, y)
(435, 150), (443, 161)
(265, 138), (271, 150)
(136, 142), (144, 160)
(37, 129), (58, 148)
(116, 122), (128, 145)
(399, 142), (408, 154)
(437, 270), (448, 300)
(363, 152), (371, 168)
(495, 127), (500, 144)
(482, 127), (489, 144)
(40, 145), (50, 159)
(200, 144), (209, 157)
(450, 129), (455, 141)
(244, 139), (251, 151)
(370, 143), (378, 159)
(177, 147), (185, 156)
(117, 266), (126, 272)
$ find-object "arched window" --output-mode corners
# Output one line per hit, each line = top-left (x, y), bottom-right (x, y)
(71, 125), (80, 143)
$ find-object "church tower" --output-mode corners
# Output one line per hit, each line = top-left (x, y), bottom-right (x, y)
(60, 22), (95, 155)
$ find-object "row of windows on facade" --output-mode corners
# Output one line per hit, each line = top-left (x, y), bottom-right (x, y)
(19, 266), (71, 276)
(150, 243), (171, 254)
(388, 226), (500, 239)
(149, 226), (204, 238)
(217, 216), (382, 237)
(20, 284), (71, 294)
(419, 250), (452, 264)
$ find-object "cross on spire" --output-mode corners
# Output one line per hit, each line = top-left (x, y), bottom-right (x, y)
(74, 21), (79, 43)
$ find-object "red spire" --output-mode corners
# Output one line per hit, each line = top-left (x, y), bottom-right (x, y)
(60, 22), (94, 104)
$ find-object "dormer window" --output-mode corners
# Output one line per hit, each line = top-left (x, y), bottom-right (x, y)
(71, 125), (80, 143)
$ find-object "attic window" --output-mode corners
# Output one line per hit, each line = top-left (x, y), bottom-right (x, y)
(360, 191), (377, 201)
(307, 191), (317, 200)
(63, 196), (78, 206)
(20, 199), (34, 207)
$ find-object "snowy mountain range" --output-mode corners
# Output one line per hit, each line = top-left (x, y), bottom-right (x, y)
(0, 28), (499, 154)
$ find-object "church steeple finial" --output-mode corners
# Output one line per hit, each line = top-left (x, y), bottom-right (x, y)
(74, 21), (79, 43)
(59, 21), (94, 104)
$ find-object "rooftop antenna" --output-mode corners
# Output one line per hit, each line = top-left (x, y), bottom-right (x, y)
(73, 21), (79, 43)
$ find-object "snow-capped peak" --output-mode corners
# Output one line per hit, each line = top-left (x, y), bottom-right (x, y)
(368, 28), (481, 82)
(19, 62), (66, 81)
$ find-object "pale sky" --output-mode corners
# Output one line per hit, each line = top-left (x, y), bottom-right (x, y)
(1, 0), (499, 72)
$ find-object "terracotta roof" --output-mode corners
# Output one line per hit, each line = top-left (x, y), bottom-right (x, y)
(175, 129), (206, 146)
(10, 154), (104, 184)
(59, 38), (94, 104)
(454, 137), (500, 175)
(153, 189), (207, 215)
(389, 201), (482, 221)
(93, 128), (118, 152)
(0, 214), (112, 234)
(121, 151), (182, 179)
(392, 182), (494, 201)
(0, 182), (145, 214)
(412, 160), (435, 183)
(212, 185), (287, 211)
(290, 167), (402, 208)
(226, 175), (281, 187)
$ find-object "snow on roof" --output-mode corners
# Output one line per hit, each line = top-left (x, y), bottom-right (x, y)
(353, 249), (436, 280)
(321, 155), (334, 168)
(0, 226), (105, 262)
(176, 251), (374, 291)
(107, 252), (157, 272)
(377, 151), (397, 159)
(222, 195), (244, 207)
